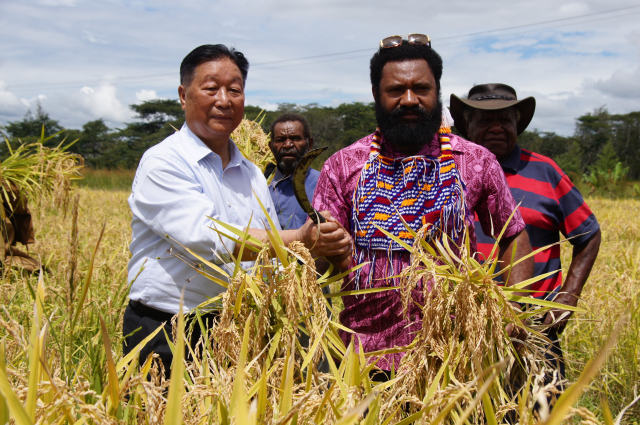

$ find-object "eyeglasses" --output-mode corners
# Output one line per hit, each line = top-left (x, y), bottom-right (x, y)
(380, 33), (431, 49)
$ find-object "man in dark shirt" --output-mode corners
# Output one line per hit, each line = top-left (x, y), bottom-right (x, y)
(267, 113), (320, 229)
(450, 83), (601, 383)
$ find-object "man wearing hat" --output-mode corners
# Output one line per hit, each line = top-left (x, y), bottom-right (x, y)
(450, 83), (601, 381)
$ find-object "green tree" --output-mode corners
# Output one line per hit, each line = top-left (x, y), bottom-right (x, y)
(608, 111), (640, 179)
(106, 99), (185, 169)
(335, 102), (376, 148)
(573, 107), (611, 172)
(555, 139), (584, 181)
(3, 103), (64, 146)
(591, 140), (619, 172)
(73, 119), (113, 168)
(130, 99), (184, 130)
(518, 130), (571, 159)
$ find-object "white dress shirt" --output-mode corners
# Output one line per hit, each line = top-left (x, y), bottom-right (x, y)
(127, 124), (280, 314)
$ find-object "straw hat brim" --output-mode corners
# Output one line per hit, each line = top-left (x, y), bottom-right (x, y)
(449, 94), (536, 139)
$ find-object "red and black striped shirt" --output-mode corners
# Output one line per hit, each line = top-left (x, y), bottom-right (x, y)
(474, 146), (600, 299)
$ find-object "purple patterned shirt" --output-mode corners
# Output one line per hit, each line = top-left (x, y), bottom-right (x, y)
(312, 132), (525, 370)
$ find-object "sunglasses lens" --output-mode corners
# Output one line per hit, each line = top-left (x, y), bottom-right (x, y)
(407, 33), (431, 46)
(380, 35), (402, 49)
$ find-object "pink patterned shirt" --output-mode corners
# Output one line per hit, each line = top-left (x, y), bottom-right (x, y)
(312, 132), (525, 370)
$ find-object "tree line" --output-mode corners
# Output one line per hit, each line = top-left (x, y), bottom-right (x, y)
(1, 101), (639, 181)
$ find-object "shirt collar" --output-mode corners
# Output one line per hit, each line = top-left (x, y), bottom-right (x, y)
(499, 144), (521, 172)
(447, 134), (465, 154)
(180, 123), (246, 169)
(272, 167), (291, 185)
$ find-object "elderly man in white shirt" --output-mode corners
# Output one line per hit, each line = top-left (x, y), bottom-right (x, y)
(123, 44), (352, 375)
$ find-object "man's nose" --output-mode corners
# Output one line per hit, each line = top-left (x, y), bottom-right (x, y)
(214, 88), (231, 107)
(282, 138), (294, 148)
(400, 89), (418, 106)
(487, 121), (505, 132)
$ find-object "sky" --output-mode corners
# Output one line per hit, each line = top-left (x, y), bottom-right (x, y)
(1, 0), (639, 136)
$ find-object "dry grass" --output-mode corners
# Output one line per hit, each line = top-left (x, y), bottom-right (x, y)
(0, 178), (637, 423)
(562, 198), (640, 420)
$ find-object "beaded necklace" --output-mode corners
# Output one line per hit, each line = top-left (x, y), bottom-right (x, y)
(351, 127), (466, 287)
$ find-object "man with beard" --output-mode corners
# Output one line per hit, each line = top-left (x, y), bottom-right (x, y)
(312, 35), (534, 372)
(268, 113), (319, 229)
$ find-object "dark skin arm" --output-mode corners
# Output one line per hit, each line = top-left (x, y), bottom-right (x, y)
(499, 230), (534, 340)
(498, 229), (534, 291)
(543, 229), (601, 332)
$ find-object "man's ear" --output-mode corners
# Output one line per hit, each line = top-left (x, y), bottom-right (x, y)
(371, 85), (378, 102)
(307, 137), (314, 150)
(178, 85), (187, 110)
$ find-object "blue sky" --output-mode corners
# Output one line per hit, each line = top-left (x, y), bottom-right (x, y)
(1, 0), (639, 135)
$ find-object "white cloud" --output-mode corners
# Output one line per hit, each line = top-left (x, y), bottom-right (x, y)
(136, 89), (158, 102)
(0, 81), (23, 111)
(593, 67), (640, 99)
(0, 81), (30, 121)
(36, 0), (77, 6)
(82, 30), (108, 45)
(246, 100), (279, 112)
(76, 84), (132, 122)
(1, 0), (639, 134)
(558, 2), (590, 15)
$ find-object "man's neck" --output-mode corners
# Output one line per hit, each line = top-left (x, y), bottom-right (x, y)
(275, 167), (293, 179)
(498, 144), (521, 172)
(185, 122), (232, 168)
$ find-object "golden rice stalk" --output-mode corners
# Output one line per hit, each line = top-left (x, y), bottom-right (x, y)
(376, 224), (554, 422)
(0, 133), (83, 233)
(231, 113), (275, 172)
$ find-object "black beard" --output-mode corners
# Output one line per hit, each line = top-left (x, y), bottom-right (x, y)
(375, 100), (443, 155)
(275, 149), (303, 175)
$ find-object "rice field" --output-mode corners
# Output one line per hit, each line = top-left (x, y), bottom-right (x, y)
(0, 179), (638, 423)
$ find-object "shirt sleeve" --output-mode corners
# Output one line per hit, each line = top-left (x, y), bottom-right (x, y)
(312, 157), (351, 230)
(476, 156), (526, 239)
(253, 168), (282, 231)
(129, 154), (239, 263)
(552, 167), (599, 246)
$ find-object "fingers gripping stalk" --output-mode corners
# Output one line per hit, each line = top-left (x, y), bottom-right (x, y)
(292, 147), (327, 224)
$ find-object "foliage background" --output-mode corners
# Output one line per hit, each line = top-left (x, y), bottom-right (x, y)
(2, 102), (639, 192)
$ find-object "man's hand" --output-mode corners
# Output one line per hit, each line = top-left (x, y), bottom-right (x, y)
(544, 229), (601, 334)
(497, 230), (533, 291)
(298, 211), (352, 263)
(542, 292), (577, 334)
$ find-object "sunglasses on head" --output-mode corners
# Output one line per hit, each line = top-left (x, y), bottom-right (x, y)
(380, 33), (431, 49)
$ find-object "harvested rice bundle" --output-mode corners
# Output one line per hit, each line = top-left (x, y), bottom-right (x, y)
(1, 134), (83, 218)
(1, 134), (82, 269)
(393, 225), (556, 422)
(231, 114), (275, 172)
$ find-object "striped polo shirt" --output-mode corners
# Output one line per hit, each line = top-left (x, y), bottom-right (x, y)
(474, 145), (600, 299)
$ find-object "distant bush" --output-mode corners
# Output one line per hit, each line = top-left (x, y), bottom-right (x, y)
(74, 168), (134, 191)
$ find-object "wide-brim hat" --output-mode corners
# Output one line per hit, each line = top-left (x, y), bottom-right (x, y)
(449, 83), (536, 139)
